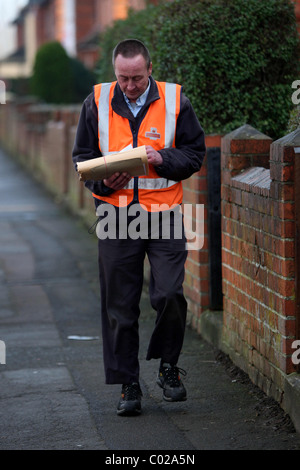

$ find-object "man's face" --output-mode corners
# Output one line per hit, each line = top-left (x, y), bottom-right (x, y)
(114, 53), (152, 102)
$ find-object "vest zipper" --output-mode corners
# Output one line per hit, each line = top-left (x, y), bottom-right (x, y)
(131, 120), (141, 204)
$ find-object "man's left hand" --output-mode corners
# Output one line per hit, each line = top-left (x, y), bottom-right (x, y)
(146, 145), (163, 166)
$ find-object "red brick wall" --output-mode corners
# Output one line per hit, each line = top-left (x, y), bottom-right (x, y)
(76, 0), (96, 42)
(36, 2), (56, 47)
(0, 99), (95, 227)
(16, 22), (24, 49)
(221, 124), (299, 400)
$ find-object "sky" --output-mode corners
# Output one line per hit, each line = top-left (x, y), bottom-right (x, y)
(0, 0), (28, 59)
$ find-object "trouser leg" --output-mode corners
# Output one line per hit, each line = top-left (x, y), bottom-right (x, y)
(98, 238), (145, 384)
(146, 212), (188, 365)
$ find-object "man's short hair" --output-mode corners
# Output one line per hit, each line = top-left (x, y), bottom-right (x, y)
(112, 39), (151, 69)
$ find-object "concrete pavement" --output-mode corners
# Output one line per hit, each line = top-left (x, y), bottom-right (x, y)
(0, 147), (299, 451)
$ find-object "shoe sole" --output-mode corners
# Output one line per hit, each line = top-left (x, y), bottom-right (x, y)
(117, 408), (142, 416)
(162, 394), (187, 402)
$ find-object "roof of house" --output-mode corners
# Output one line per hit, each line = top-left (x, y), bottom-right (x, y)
(12, 0), (49, 24)
(0, 47), (25, 64)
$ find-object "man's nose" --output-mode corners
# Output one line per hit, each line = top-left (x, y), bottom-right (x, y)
(127, 80), (135, 90)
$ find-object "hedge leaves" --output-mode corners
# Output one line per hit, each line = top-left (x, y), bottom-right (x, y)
(97, 0), (300, 138)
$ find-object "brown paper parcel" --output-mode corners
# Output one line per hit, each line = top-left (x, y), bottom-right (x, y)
(77, 145), (149, 181)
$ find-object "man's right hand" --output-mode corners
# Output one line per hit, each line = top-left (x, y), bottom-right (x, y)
(103, 172), (132, 190)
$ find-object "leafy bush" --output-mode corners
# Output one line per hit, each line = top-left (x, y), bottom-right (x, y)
(287, 105), (300, 132)
(97, 0), (300, 138)
(69, 57), (97, 103)
(31, 41), (96, 104)
(31, 41), (73, 104)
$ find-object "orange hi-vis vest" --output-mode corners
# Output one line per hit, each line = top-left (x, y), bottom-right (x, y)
(92, 80), (183, 212)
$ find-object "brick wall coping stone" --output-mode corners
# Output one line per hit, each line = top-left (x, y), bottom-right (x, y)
(274, 127), (300, 148)
(222, 124), (272, 155)
(232, 167), (271, 193)
(224, 124), (272, 141)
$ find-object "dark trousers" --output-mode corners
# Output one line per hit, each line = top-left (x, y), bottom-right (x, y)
(97, 205), (188, 384)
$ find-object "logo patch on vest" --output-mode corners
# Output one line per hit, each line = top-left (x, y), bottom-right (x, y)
(145, 127), (161, 140)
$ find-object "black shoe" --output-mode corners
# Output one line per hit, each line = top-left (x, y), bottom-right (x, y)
(117, 382), (142, 416)
(157, 363), (187, 402)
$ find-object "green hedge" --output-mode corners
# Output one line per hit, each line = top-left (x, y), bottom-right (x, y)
(97, 0), (300, 138)
(31, 41), (96, 104)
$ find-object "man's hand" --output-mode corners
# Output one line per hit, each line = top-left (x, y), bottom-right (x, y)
(146, 145), (163, 166)
(103, 172), (132, 190)
(103, 145), (163, 190)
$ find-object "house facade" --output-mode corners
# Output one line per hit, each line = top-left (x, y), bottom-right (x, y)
(0, 0), (150, 79)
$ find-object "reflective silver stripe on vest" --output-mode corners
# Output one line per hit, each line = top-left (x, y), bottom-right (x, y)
(124, 178), (178, 190)
(164, 82), (177, 148)
(98, 83), (112, 154)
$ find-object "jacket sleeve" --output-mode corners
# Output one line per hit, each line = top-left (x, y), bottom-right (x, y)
(72, 92), (114, 197)
(155, 93), (206, 181)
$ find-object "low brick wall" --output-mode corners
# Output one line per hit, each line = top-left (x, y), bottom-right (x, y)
(0, 97), (96, 226)
(221, 124), (300, 409)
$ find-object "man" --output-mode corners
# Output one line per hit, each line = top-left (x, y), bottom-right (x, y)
(72, 39), (205, 416)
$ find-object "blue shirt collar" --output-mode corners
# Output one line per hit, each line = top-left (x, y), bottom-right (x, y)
(123, 79), (150, 117)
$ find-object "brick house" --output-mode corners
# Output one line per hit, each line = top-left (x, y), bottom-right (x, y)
(0, 0), (151, 79)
